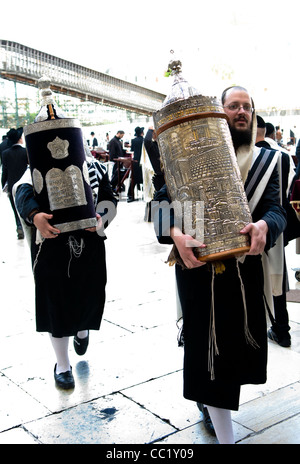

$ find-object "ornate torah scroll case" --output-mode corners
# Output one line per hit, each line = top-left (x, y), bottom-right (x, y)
(153, 59), (252, 262)
(24, 77), (97, 233)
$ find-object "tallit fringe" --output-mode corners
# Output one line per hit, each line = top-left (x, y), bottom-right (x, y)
(32, 239), (44, 274)
(208, 264), (219, 380)
(67, 235), (85, 278)
(208, 259), (259, 381)
(235, 259), (260, 349)
(176, 317), (184, 347)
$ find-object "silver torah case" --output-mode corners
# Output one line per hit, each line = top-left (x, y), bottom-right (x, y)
(153, 70), (252, 262)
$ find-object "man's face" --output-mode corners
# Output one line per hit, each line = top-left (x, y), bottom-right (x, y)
(223, 89), (253, 132)
(223, 89), (253, 148)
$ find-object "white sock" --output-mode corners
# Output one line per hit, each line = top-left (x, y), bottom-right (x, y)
(77, 330), (88, 339)
(49, 335), (71, 374)
(206, 405), (235, 444)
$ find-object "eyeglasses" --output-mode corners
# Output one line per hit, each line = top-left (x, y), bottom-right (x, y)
(223, 103), (253, 113)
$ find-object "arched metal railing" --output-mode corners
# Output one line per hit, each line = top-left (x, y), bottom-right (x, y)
(0, 40), (166, 115)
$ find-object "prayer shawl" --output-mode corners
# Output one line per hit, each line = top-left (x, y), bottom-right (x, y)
(244, 147), (280, 313)
(141, 143), (155, 203)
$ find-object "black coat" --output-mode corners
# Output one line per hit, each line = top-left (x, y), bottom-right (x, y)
(152, 154), (286, 410)
(15, 164), (117, 337)
(130, 135), (144, 185)
(108, 136), (125, 161)
(1, 144), (28, 193)
(144, 129), (165, 191)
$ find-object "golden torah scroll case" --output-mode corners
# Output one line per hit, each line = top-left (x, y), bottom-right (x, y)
(153, 94), (252, 262)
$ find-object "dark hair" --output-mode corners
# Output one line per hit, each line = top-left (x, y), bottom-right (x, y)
(265, 122), (275, 137)
(256, 115), (266, 128)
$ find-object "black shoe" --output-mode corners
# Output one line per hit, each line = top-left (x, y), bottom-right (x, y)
(73, 331), (89, 355)
(17, 229), (24, 239)
(54, 364), (75, 389)
(267, 328), (291, 347)
(197, 402), (216, 436)
(127, 197), (136, 203)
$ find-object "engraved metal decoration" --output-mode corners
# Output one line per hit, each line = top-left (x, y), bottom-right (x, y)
(46, 165), (87, 211)
(32, 168), (43, 194)
(47, 136), (70, 160)
(153, 62), (252, 262)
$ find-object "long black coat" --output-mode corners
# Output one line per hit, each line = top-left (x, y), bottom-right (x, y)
(15, 165), (117, 337)
(153, 158), (286, 410)
(130, 135), (144, 185)
(1, 144), (28, 193)
(108, 136), (125, 161)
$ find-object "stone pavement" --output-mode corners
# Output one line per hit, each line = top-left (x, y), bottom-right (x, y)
(0, 187), (300, 445)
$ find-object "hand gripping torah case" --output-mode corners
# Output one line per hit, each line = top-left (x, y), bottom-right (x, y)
(153, 59), (252, 262)
(24, 77), (97, 233)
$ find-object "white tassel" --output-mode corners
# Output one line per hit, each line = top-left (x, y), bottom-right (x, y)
(235, 259), (259, 348)
(32, 240), (44, 273)
(207, 260), (259, 381)
(67, 236), (85, 277)
(208, 264), (219, 380)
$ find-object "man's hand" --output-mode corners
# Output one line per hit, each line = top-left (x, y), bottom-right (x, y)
(85, 213), (102, 232)
(240, 220), (268, 255)
(171, 227), (206, 269)
(33, 213), (61, 239)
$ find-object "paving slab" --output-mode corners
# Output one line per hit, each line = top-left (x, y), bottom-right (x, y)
(234, 383), (300, 432)
(238, 412), (300, 444)
(0, 372), (50, 433)
(24, 392), (176, 444)
(0, 426), (39, 444)
(3, 323), (182, 414)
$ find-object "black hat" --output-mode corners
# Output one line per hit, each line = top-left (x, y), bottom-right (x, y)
(256, 115), (265, 129)
(265, 122), (275, 137)
(7, 127), (23, 144)
(134, 126), (144, 136)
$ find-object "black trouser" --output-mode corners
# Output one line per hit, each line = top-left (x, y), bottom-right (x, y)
(272, 293), (291, 337)
(271, 260), (290, 338)
(8, 192), (23, 231)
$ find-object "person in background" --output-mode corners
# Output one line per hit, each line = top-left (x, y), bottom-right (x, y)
(1, 127), (28, 239)
(256, 116), (298, 348)
(108, 130), (125, 191)
(90, 131), (98, 148)
(0, 132), (12, 166)
(127, 126), (144, 203)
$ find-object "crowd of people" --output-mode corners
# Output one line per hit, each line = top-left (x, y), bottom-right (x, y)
(1, 83), (300, 444)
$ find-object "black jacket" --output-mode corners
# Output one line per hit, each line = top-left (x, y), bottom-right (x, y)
(1, 144), (28, 193)
(108, 136), (125, 161)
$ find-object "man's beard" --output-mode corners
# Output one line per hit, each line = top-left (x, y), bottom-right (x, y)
(230, 126), (252, 150)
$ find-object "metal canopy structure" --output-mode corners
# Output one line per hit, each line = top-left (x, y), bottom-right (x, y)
(0, 40), (166, 116)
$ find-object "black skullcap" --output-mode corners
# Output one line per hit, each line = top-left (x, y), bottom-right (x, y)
(265, 122), (275, 137)
(256, 115), (266, 129)
(7, 127), (23, 144)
